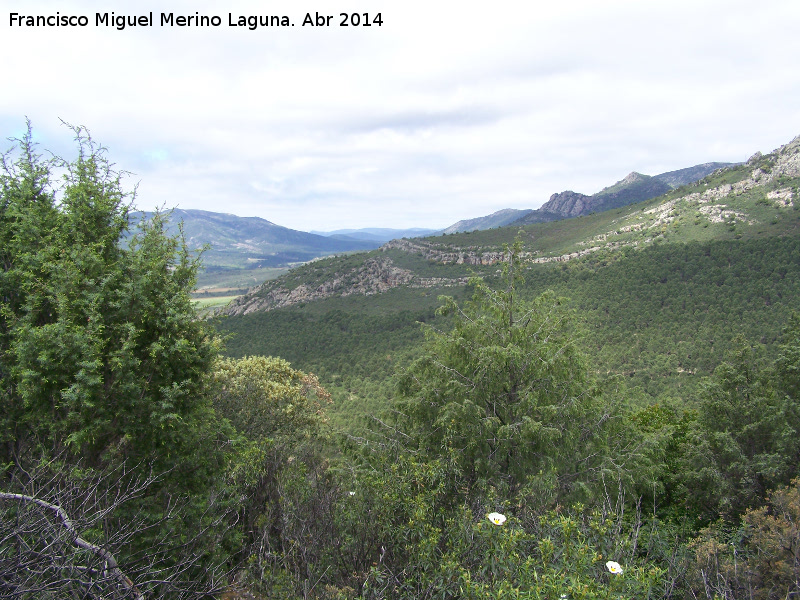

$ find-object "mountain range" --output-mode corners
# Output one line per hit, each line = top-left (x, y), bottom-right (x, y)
(444, 162), (736, 232)
(310, 227), (439, 242)
(158, 158), (739, 293)
(134, 209), (382, 265)
(212, 133), (800, 409)
(131, 209), (390, 291)
(222, 135), (797, 316)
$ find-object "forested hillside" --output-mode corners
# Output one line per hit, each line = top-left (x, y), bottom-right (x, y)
(217, 235), (800, 403)
(4, 127), (800, 599)
(223, 134), (798, 319)
(210, 135), (800, 597)
(216, 134), (800, 407)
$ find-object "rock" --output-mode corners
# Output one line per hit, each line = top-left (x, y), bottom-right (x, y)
(539, 190), (593, 218)
(747, 151), (763, 165)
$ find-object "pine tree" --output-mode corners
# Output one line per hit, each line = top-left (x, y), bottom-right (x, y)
(397, 240), (603, 499)
(1, 123), (221, 474)
(1, 123), (232, 597)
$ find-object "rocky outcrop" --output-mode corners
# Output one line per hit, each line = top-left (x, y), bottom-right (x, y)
(516, 172), (672, 224)
(671, 136), (799, 207)
(590, 173), (673, 212)
(538, 190), (593, 217)
(579, 135), (800, 246)
(223, 255), (471, 316)
(381, 239), (509, 265)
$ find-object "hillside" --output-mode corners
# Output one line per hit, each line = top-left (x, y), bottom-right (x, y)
(514, 162), (735, 225)
(133, 208), (381, 292)
(655, 161), (735, 188)
(214, 134), (800, 412)
(440, 208), (535, 233)
(223, 135), (798, 317)
(438, 162), (736, 233)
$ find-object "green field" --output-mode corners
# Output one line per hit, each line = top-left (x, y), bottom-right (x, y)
(194, 264), (291, 293)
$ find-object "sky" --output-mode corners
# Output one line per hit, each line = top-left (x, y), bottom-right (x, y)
(2, 0), (800, 232)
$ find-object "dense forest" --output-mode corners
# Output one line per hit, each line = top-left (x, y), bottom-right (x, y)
(217, 235), (800, 421)
(2, 128), (800, 599)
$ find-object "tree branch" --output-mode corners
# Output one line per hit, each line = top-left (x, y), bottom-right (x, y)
(0, 491), (145, 600)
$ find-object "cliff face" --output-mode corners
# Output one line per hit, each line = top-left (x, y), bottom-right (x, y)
(534, 173), (672, 219)
(381, 239), (508, 265)
(221, 239), (516, 316)
(538, 190), (593, 217)
(514, 162), (736, 226)
(221, 236), (615, 316)
(224, 256), (421, 316)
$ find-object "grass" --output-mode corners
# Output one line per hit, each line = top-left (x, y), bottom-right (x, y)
(193, 295), (241, 317)
(194, 295), (240, 308)
(194, 265), (291, 293)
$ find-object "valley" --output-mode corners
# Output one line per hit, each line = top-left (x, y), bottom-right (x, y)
(211, 135), (800, 427)
(5, 123), (800, 600)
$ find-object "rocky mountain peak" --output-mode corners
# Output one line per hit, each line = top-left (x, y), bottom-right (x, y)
(621, 171), (646, 185)
(539, 190), (592, 218)
(747, 151), (763, 165)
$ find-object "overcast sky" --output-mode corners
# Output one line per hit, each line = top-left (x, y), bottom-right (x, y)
(3, 0), (799, 232)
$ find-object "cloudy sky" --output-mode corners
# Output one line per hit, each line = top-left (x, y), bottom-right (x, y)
(3, 0), (799, 232)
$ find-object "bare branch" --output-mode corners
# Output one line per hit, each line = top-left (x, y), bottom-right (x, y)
(1, 490), (144, 599)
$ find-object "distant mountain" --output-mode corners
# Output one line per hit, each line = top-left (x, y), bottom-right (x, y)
(592, 171), (672, 209)
(514, 162), (736, 226)
(441, 208), (534, 234)
(441, 162), (738, 232)
(310, 227), (438, 242)
(131, 208), (380, 274)
(529, 172), (672, 221)
(654, 162), (736, 188)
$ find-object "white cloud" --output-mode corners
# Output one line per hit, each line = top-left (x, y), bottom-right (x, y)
(3, 0), (799, 230)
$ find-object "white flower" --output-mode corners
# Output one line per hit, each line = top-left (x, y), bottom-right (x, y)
(348, 491), (356, 496)
(606, 560), (623, 574)
(487, 512), (506, 525)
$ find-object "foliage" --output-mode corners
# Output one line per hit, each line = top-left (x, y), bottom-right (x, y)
(215, 234), (800, 428)
(211, 356), (339, 597)
(775, 312), (800, 401)
(451, 509), (665, 600)
(394, 242), (620, 503)
(0, 123), (232, 595)
(211, 355), (330, 444)
(0, 124), (222, 476)
(676, 331), (800, 523)
(690, 478), (800, 600)
(215, 290), (450, 434)
(563, 237), (800, 396)
(216, 247), (673, 599)
(335, 452), (667, 600)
